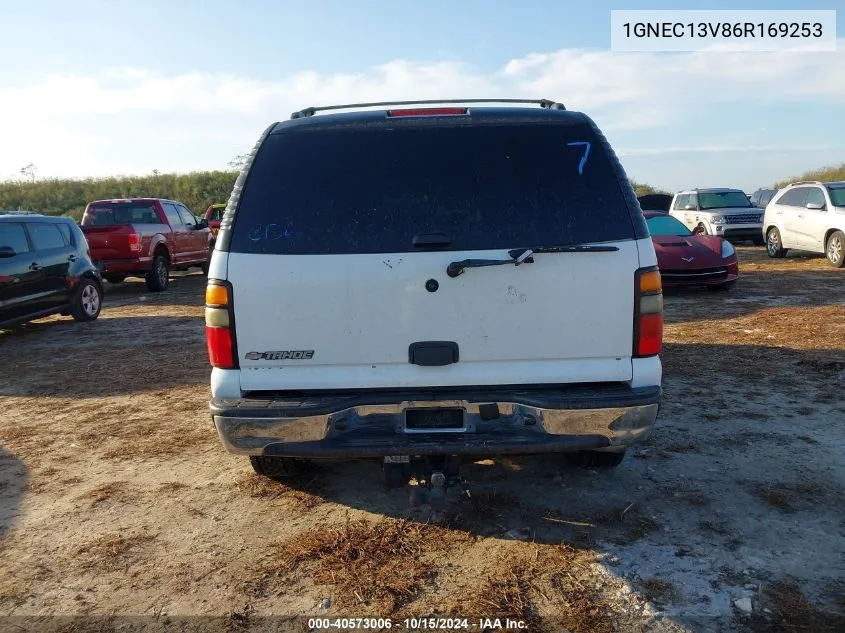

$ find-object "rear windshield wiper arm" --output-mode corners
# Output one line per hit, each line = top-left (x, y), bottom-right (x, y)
(446, 245), (619, 278)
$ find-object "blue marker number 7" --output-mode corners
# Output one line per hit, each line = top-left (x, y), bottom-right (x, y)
(566, 141), (591, 175)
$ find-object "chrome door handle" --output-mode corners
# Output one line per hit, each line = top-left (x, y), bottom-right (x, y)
(68, 255), (77, 262)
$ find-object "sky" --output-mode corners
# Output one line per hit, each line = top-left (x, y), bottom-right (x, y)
(0, 0), (842, 192)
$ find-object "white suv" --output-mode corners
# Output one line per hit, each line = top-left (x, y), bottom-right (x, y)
(204, 99), (663, 496)
(763, 181), (845, 267)
(668, 188), (764, 244)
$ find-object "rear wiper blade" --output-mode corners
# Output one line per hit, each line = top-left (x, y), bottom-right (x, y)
(446, 245), (619, 278)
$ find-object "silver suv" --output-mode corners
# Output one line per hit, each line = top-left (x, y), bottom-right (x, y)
(669, 188), (764, 244)
(763, 181), (845, 267)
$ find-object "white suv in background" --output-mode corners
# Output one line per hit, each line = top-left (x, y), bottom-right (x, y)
(204, 99), (663, 498)
(763, 181), (845, 267)
(669, 188), (764, 244)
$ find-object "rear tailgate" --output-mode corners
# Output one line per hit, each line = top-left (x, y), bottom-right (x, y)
(81, 226), (139, 260)
(81, 202), (167, 261)
(224, 112), (644, 391)
(228, 245), (638, 390)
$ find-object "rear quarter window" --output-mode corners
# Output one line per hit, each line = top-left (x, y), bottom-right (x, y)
(28, 223), (67, 251)
(229, 121), (637, 254)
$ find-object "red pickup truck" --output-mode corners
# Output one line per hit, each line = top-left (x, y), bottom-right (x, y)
(80, 198), (213, 291)
(204, 203), (226, 240)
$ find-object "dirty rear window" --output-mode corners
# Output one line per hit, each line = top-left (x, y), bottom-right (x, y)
(230, 122), (635, 254)
(82, 203), (161, 226)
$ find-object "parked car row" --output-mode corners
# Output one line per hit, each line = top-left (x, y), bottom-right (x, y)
(1, 197), (215, 327)
(638, 180), (845, 278)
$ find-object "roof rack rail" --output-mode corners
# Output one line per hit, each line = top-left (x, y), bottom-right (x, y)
(789, 180), (824, 186)
(290, 98), (565, 119)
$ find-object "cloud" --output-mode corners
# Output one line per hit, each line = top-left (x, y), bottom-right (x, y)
(0, 40), (842, 179)
(617, 144), (840, 157)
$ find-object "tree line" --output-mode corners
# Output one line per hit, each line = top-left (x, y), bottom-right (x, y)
(774, 163), (845, 189)
(0, 172), (239, 221)
(2, 161), (840, 222)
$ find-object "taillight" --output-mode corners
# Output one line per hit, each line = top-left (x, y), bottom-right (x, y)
(127, 233), (140, 253)
(205, 281), (237, 369)
(387, 108), (468, 117)
(634, 268), (663, 357)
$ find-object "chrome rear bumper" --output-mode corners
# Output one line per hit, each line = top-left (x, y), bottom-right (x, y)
(210, 385), (660, 458)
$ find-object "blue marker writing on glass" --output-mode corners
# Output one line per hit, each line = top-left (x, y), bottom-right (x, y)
(566, 141), (591, 175)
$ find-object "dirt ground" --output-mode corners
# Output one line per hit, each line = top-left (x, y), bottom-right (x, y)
(1, 247), (843, 633)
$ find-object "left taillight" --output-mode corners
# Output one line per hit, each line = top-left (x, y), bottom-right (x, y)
(127, 232), (141, 253)
(205, 280), (237, 369)
(633, 267), (663, 357)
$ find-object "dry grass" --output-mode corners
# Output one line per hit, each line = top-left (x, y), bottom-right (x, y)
(639, 578), (677, 605)
(751, 482), (826, 513)
(76, 481), (132, 505)
(157, 481), (189, 492)
(0, 394), (214, 460)
(744, 580), (845, 632)
(231, 471), (324, 512)
(663, 442), (699, 453)
(76, 532), (157, 570)
(264, 518), (473, 613)
(594, 505), (661, 544)
(438, 544), (617, 633)
(666, 305), (845, 352)
(442, 556), (537, 623)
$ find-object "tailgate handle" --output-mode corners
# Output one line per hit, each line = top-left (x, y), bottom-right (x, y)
(409, 341), (459, 366)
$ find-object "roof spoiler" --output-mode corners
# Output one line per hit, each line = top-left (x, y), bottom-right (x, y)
(290, 98), (565, 119)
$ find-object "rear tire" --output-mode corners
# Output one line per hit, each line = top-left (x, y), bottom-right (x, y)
(145, 253), (169, 292)
(249, 455), (310, 480)
(70, 278), (102, 322)
(766, 228), (787, 258)
(826, 230), (845, 268)
(566, 450), (626, 469)
(105, 273), (126, 284)
(201, 248), (212, 276)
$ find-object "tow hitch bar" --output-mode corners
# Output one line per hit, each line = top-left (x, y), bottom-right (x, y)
(382, 456), (462, 510)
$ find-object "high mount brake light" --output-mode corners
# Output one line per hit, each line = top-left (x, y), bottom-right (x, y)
(634, 268), (663, 357)
(387, 108), (468, 117)
(205, 281), (237, 369)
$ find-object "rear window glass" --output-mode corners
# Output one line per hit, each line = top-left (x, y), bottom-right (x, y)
(82, 203), (160, 226)
(230, 122), (635, 254)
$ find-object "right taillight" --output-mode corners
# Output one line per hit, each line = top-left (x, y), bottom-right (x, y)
(127, 232), (140, 253)
(205, 281), (237, 369)
(634, 267), (663, 357)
